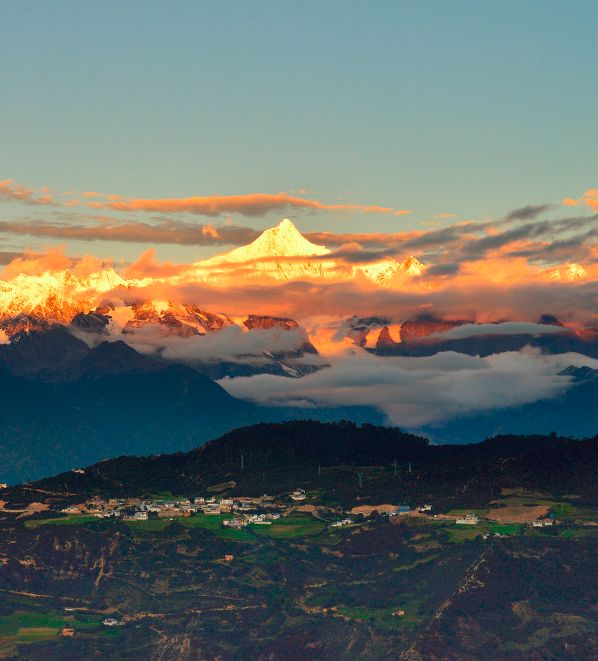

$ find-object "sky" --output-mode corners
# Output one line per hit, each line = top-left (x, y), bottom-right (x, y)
(1, 1), (597, 265)
(0, 2), (596, 428)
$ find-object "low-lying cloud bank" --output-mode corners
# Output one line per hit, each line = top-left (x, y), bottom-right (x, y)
(145, 278), (598, 327)
(218, 348), (598, 427)
(430, 322), (568, 340)
(117, 324), (323, 367)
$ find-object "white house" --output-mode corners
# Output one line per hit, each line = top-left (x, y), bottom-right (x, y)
(456, 513), (479, 525)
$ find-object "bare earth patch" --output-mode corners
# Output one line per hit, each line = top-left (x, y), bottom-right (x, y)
(488, 505), (549, 523)
(16, 502), (50, 519)
(293, 504), (319, 514)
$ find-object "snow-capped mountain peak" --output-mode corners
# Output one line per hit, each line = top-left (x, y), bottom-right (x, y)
(191, 218), (424, 284)
(208, 218), (331, 264)
(81, 268), (129, 292)
(0, 268), (131, 331)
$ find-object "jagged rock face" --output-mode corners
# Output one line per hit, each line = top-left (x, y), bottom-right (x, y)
(538, 314), (564, 327)
(342, 316), (392, 347)
(243, 315), (300, 331)
(243, 315), (318, 355)
(71, 311), (111, 334)
(400, 314), (465, 343)
(376, 326), (400, 352)
(0, 313), (52, 337)
(123, 302), (233, 337)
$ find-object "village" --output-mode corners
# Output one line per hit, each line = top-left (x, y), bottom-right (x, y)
(53, 486), (441, 529)
(51, 484), (564, 534)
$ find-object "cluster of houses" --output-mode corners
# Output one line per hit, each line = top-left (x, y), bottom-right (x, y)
(223, 512), (281, 528)
(455, 512), (557, 528)
(59, 493), (288, 523)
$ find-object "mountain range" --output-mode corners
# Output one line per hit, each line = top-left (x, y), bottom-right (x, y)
(193, 218), (424, 284)
(0, 219), (595, 365)
(0, 218), (595, 485)
(0, 219), (424, 339)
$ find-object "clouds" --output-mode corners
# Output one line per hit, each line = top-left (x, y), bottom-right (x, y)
(0, 180), (54, 206)
(1, 248), (72, 279)
(307, 209), (596, 274)
(219, 348), (598, 427)
(0, 178), (595, 283)
(504, 204), (553, 222)
(563, 188), (598, 211)
(102, 322), (324, 370)
(430, 322), (567, 341)
(89, 192), (411, 218)
(121, 273), (598, 329)
(124, 249), (191, 279)
(0, 218), (259, 247)
(0, 178), (410, 218)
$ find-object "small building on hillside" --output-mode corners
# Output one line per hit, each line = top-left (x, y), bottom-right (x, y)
(61, 505), (83, 514)
(290, 489), (307, 501)
(103, 618), (119, 627)
(456, 513), (479, 525)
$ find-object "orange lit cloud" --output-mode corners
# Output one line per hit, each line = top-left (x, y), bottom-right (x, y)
(88, 191), (411, 217)
(0, 179), (55, 206)
(562, 188), (598, 211)
(0, 219), (258, 246)
(120, 273), (597, 328)
(1, 248), (72, 279)
(0, 178), (411, 218)
(125, 248), (191, 279)
(201, 223), (221, 239)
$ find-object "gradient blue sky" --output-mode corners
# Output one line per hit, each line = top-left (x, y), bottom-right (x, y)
(1, 1), (597, 262)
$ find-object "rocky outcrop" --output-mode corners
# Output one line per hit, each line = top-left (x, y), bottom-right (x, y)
(123, 302), (233, 337)
(243, 315), (318, 355)
(399, 314), (467, 343)
(243, 315), (300, 331)
(71, 311), (111, 334)
(376, 326), (400, 354)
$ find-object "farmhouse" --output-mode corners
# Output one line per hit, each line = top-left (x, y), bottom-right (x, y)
(456, 513), (479, 525)
(103, 618), (119, 626)
(290, 488), (307, 501)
